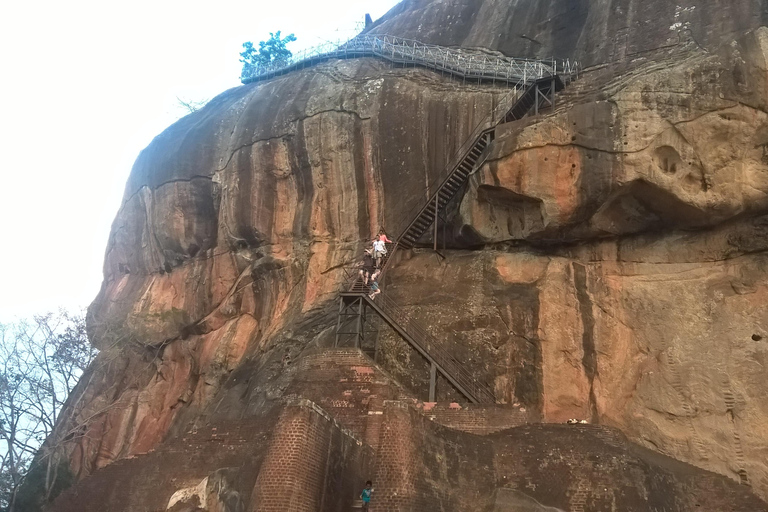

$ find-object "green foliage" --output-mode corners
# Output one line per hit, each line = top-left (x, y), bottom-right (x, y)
(240, 31), (297, 78)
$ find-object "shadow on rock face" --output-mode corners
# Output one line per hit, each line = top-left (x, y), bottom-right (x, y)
(587, 179), (710, 236)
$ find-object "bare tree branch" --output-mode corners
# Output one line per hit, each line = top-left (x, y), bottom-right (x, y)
(176, 96), (209, 114)
(0, 310), (97, 510)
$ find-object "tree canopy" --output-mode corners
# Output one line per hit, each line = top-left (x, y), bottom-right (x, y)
(240, 31), (297, 78)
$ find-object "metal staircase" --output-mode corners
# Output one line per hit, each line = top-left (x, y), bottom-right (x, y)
(504, 76), (563, 121)
(337, 289), (496, 404)
(388, 75), (568, 257)
(398, 131), (494, 251)
(333, 72), (576, 404)
(272, 35), (579, 404)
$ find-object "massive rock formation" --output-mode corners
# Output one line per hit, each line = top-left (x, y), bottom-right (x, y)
(47, 0), (768, 510)
(369, 0), (768, 68)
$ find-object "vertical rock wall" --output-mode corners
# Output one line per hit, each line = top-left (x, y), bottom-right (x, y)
(49, 0), (768, 507)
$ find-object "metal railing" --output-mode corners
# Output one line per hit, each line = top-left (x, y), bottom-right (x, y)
(338, 246), (495, 403)
(324, 39), (580, 404)
(242, 34), (578, 86)
(382, 84), (526, 268)
(366, 289), (496, 403)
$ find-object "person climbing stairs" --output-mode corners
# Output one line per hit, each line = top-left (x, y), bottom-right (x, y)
(325, 39), (578, 406)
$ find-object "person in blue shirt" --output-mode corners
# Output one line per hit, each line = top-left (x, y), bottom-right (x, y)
(368, 280), (380, 301)
(360, 480), (374, 510)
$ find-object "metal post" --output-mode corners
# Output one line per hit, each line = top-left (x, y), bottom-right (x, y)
(429, 362), (437, 402)
(334, 297), (344, 347)
(442, 211), (446, 252)
(534, 83), (539, 116)
(355, 297), (363, 349)
(433, 194), (439, 252)
(551, 78), (556, 110)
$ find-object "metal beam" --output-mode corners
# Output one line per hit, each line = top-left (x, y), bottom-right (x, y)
(551, 78), (556, 110)
(355, 297), (364, 348)
(334, 297), (344, 347)
(433, 193), (439, 252)
(429, 362), (437, 402)
(345, 292), (482, 403)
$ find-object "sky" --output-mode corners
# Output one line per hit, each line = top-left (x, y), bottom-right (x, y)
(0, 0), (401, 321)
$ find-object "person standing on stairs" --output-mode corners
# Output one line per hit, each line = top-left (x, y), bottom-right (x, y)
(359, 249), (376, 285)
(372, 238), (387, 269)
(360, 480), (374, 511)
(376, 229), (393, 244)
(368, 278), (381, 301)
(372, 229), (393, 268)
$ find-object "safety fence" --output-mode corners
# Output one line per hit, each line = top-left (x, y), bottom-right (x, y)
(242, 34), (578, 86)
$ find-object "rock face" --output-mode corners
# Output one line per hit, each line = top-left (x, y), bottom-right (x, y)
(48, 0), (768, 510)
(51, 350), (768, 512)
(369, 0), (768, 67)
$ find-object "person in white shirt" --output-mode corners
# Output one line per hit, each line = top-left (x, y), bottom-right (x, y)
(372, 239), (387, 268)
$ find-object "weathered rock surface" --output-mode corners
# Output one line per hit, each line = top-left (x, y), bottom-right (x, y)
(52, 349), (768, 511)
(46, 0), (768, 510)
(459, 33), (768, 243)
(370, 0), (768, 67)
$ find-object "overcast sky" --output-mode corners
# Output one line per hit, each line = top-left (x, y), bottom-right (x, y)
(0, 0), (401, 321)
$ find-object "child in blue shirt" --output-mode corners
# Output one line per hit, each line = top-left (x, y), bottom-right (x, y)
(368, 281), (380, 301)
(360, 480), (374, 510)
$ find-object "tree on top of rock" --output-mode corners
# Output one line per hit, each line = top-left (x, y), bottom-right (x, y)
(240, 31), (297, 79)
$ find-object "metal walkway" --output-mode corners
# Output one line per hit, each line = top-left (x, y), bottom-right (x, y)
(242, 34), (577, 86)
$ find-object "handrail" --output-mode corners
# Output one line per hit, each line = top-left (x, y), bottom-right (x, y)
(329, 42), (579, 404)
(362, 289), (495, 403)
(241, 34), (578, 86)
(340, 254), (495, 403)
(388, 83), (524, 244)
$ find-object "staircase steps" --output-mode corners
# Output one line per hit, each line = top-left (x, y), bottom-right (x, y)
(502, 76), (563, 123)
(397, 132), (493, 250)
(340, 289), (496, 404)
(336, 71), (576, 406)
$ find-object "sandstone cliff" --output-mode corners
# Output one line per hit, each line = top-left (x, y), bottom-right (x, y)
(48, 0), (768, 510)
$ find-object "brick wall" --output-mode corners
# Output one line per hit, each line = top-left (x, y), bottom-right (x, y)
(369, 403), (420, 512)
(289, 348), (409, 442)
(414, 401), (537, 434)
(251, 406), (330, 511)
(251, 400), (370, 512)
